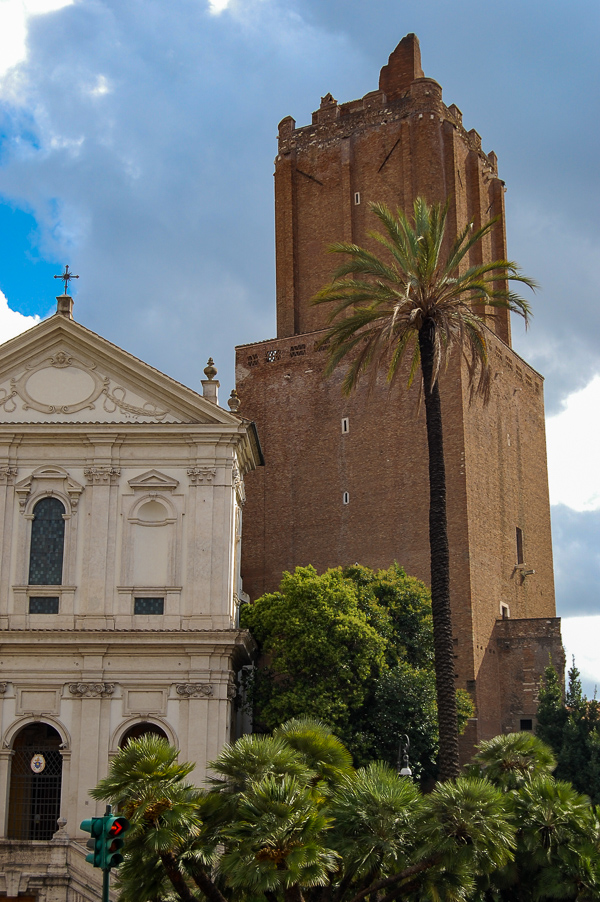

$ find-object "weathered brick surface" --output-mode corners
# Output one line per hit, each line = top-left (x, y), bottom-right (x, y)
(238, 35), (561, 748)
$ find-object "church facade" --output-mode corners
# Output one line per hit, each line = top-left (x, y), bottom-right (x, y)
(0, 294), (262, 899)
(236, 34), (564, 752)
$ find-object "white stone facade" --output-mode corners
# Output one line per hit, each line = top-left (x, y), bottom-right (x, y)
(0, 301), (261, 899)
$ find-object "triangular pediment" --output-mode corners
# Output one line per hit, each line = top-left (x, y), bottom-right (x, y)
(0, 314), (240, 427)
(128, 470), (179, 491)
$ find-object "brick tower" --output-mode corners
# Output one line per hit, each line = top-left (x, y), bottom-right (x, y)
(236, 35), (563, 747)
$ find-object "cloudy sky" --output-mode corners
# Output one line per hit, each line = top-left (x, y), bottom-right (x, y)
(0, 0), (598, 692)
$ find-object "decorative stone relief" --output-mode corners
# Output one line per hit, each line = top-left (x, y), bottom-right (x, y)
(232, 464), (246, 505)
(227, 679), (238, 700)
(0, 683), (8, 694)
(0, 466), (17, 484)
(84, 466), (121, 485)
(68, 682), (116, 697)
(187, 467), (216, 485)
(15, 466), (84, 513)
(0, 347), (171, 421)
(175, 683), (214, 698)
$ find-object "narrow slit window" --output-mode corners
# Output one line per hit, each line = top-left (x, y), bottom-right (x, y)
(341, 417), (349, 434)
(354, 192), (361, 205)
(516, 527), (524, 564)
(501, 604), (510, 620)
(342, 492), (350, 505)
(134, 597), (164, 615)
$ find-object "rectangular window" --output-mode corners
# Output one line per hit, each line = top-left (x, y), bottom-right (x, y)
(134, 597), (164, 615)
(343, 492), (350, 505)
(341, 417), (349, 434)
(354, 192), (361, 205)
(520, 718), (533, 731)
(290, 344), (306, 357)
(29, 597), (59, 614)
(516, 527), (524, 564)
(501, 604), (510, 620)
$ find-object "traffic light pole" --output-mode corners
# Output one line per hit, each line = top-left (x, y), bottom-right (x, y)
(102, 805), (111, 902)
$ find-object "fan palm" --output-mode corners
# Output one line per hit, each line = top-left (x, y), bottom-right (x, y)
(313, 198), (536, 780)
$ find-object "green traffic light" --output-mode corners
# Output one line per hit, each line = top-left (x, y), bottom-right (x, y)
(103, 815), (130, 869)
(80, 816), (104, 867)
(81, 813), (130, 870)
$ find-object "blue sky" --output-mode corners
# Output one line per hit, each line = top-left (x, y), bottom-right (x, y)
(0, 0), (599, 692)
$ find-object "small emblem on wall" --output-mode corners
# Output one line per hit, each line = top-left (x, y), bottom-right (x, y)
(30, 753), (46, 774)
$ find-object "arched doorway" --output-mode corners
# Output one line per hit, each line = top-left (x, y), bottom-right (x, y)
(7, 723), (63, 840)
(119, 722), (169, 748)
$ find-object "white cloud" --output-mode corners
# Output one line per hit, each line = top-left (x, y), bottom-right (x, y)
(0, 0), (74, 78)
(561, 616), (600, 697)
(208, 0), (232, 13)
(0, 290), (40, 343)
(546, 375), (600, 512)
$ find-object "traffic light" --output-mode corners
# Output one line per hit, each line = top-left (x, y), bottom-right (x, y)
(81, 813), (130, 870)
(81, 817), (104, 867)
(103, 815), (130, 869)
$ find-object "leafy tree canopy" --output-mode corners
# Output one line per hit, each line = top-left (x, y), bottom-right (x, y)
(240, 563), (472, 780)
(536, 660), (600, 804)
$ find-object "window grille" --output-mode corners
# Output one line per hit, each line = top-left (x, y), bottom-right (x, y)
(134, 597), (164, 615)
(265, 349), (281, 363)
(247, 353), (259, 367)
(28, 497), (65, 586)
(8, 723), (62, 840)
(29, 597), (59, 614)
(290, 344), (306, 357)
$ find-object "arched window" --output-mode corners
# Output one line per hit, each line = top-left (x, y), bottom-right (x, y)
(28, 497), (66, 585)
(7, 723), (63, 840)
(119, 722), (169, 749)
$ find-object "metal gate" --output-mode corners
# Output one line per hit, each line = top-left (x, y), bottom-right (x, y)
(7, 723), (63, 840)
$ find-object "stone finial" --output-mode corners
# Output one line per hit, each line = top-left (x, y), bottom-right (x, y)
(228, 389), (241, 412)
(202, 358), (219, 405)
(379, 33), (424, 100)
(204, 357), (218, 380)
(56, 295), (74, 319)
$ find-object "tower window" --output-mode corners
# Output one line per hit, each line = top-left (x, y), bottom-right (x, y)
(134, 597), (164, 615)
(290, 344), (306, 357)
(343, 492), (350, 505)
(516, 527), (524, 564)
(265, 349), (281, 364)
(341, 417), (349, 434)
(501, 604), (510, 620)
(520, 718), (533, 731)
(354, 192), (361, 205)
(28, 497), (65, 586)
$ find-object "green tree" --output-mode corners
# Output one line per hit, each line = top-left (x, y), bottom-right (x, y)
(313, 198), (535, 779)
(469, 731), (600, 901)
(537, 661), (600, 804)
(241, 563), (472, 778)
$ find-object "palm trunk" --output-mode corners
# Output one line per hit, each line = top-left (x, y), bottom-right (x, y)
(418, 324), (460, 781)
(160, 851), (198, 902)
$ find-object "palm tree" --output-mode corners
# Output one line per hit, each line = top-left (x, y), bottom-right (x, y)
(313, 198), (536, 780)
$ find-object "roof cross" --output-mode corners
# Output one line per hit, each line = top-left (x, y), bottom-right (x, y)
(54, 265), (79, 295)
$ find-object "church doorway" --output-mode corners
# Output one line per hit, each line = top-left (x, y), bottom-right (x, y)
(119, 722), (169, 748)
(7, 722), (63, 840)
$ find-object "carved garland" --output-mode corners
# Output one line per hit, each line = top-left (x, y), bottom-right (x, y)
(84, 466), (121, 485)
(175, 683), (214, 698)
(0, 467), (17, 484)
(68, 682), (116, 698)
(0, 349), (169, 420)
(187, 467), (216, 485)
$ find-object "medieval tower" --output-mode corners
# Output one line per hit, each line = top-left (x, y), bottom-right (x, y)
(236, 35), (563, 749)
